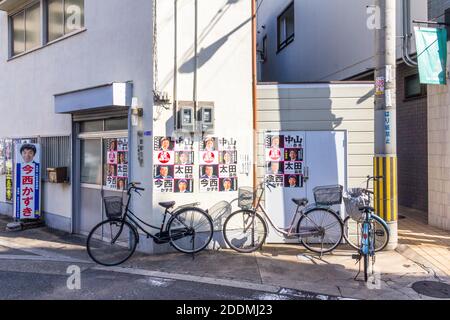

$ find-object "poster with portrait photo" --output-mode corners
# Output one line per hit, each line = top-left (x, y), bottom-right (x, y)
(200, 137), (218, 152)
(219, 177), (238, 192)
(175, 151), (194, 165)
(116, 178), (128, 191)
(14, 143), (41, 220)
(117, 138), (129, 152)
(266, 161), (284, 175)
(284, 175), (303, 188)
(283, 161), (303, 175)
(219, 150), (237, 165)
(174, 179), (193, 193)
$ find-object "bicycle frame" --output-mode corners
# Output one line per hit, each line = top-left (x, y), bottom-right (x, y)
(118, 190), (200, 244)
(251, 183), (333, 238)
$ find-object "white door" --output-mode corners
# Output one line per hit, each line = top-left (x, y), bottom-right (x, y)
(264, 131), (347, 243)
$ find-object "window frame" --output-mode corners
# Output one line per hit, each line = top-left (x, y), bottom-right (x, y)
(46, 0), (85, 43)
(404, 73), (427, 100)
(277, 1), (295, 53)
(9, 0), (43, 57)
(7, 0), (86, 60)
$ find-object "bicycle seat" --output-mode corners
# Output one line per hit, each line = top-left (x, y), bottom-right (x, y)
(159, 201), (176, 209)
(292, 198), (309, 207)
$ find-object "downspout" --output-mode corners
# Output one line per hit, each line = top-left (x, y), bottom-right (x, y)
(194, 0), (198, 129)
(402, 0), (417, 66)
(405, 0), (418, 65)
(252, 0), (257, 188)
(173, 0), (178, 129)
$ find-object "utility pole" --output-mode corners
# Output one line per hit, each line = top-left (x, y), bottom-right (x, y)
(374, 0), (398, 250)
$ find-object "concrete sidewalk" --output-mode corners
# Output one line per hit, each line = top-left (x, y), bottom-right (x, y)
(0, 214), (449, 300)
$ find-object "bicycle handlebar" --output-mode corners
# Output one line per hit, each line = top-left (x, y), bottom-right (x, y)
(127, 182), (145, 194)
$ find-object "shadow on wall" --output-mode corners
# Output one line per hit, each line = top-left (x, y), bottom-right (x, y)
(159, 0), (246, 89)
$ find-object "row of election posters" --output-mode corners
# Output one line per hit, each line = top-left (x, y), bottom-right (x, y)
(153, 137), (238, 193)
(265, 133), (305, 188)
(106, 138), (129, 190)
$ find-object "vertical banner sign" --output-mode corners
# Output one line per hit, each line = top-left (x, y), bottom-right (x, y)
(154, 137), (176, 193)
(414, 27), (448, 85)
(106, 138), (129, 190)
(265, 133), (305, 189)
(14, 143), (41, 220)
(174, 137), (194, 193)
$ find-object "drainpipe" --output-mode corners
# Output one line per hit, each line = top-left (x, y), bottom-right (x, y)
(402, 0), (417, 66)
(252, 0), (257, 188)
(194, 0), (199, 130)
(173, 0), (178, 129)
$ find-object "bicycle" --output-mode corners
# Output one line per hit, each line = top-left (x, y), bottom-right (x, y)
(86, 182), (214, 266)
(222, 180), (344, 255)
(343, 176), (390, 282)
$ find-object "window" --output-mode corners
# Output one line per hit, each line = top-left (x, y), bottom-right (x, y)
(47, 0), (84, 42)
(405, 73), (427, 99)
(79, 118), (128, 133)
(11, 2), (42, 56)
(277, 2), (295, 52)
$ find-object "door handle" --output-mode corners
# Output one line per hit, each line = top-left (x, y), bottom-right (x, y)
(303, 166), (309, 182)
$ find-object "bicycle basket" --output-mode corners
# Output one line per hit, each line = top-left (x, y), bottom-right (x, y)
(238, 187), (254, 210)
(313, 185), (343, 206)
(343, 188), (369, 221)
(103, 196), (123, 219)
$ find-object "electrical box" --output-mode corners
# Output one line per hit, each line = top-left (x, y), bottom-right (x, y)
(198, 102), (215, 133)
(177, 101), (195, 132)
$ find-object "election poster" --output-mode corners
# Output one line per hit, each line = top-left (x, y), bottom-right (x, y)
(265, 133), (305, 189)
(0, 139), (13, 202)
(14, 143), (41, 220)
(200, 137), (238, 193)
(105, 138), (128, 190)
(154, 136), (195, 193)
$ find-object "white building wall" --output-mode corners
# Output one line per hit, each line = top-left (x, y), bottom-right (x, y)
(257, 0), (427, 82)
(151, 0), (254, 227)
(0, 0), (154, 233)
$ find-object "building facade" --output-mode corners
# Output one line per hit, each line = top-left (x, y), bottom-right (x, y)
(0, 0), (255, 253)
(256, 0), (431, 217)
(426, 0), (450, 231)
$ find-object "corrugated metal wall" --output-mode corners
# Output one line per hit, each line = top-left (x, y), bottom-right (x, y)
(257, 83), (375, 188)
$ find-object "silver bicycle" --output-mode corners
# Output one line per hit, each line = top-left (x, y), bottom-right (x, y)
(223, 180), (344, 254)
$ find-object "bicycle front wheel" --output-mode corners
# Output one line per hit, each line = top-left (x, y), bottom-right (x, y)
(298, 208), (343, 254)
(223, 210), (267, 253)
(167, 207), (214, 254)
(343, 215), (389, 252)
(86, 219), (138, 266)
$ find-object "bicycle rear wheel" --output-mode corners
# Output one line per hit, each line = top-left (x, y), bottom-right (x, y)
(343, 215), (389, 252)
(167, 207), (214, 254)
(223, 210), (267, 253)
(86, 219), (138, 266)
(298, 208), (343, 254)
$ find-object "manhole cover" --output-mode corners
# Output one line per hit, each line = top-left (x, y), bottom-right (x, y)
(412, 281), (450, 299)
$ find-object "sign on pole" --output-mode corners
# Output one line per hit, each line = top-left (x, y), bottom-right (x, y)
(14, 143), (41, 220)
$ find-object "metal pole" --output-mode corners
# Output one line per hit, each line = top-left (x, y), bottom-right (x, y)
(374, 0), (398, 250)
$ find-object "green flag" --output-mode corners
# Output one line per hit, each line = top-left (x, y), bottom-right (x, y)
(414, 27), (447, 85)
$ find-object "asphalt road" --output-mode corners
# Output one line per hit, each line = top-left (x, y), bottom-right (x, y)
(0, 261), (302, 300)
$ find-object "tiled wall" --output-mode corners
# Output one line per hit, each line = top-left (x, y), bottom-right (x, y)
(427, 0), (450, 230)
(396, 64), (428, 212)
